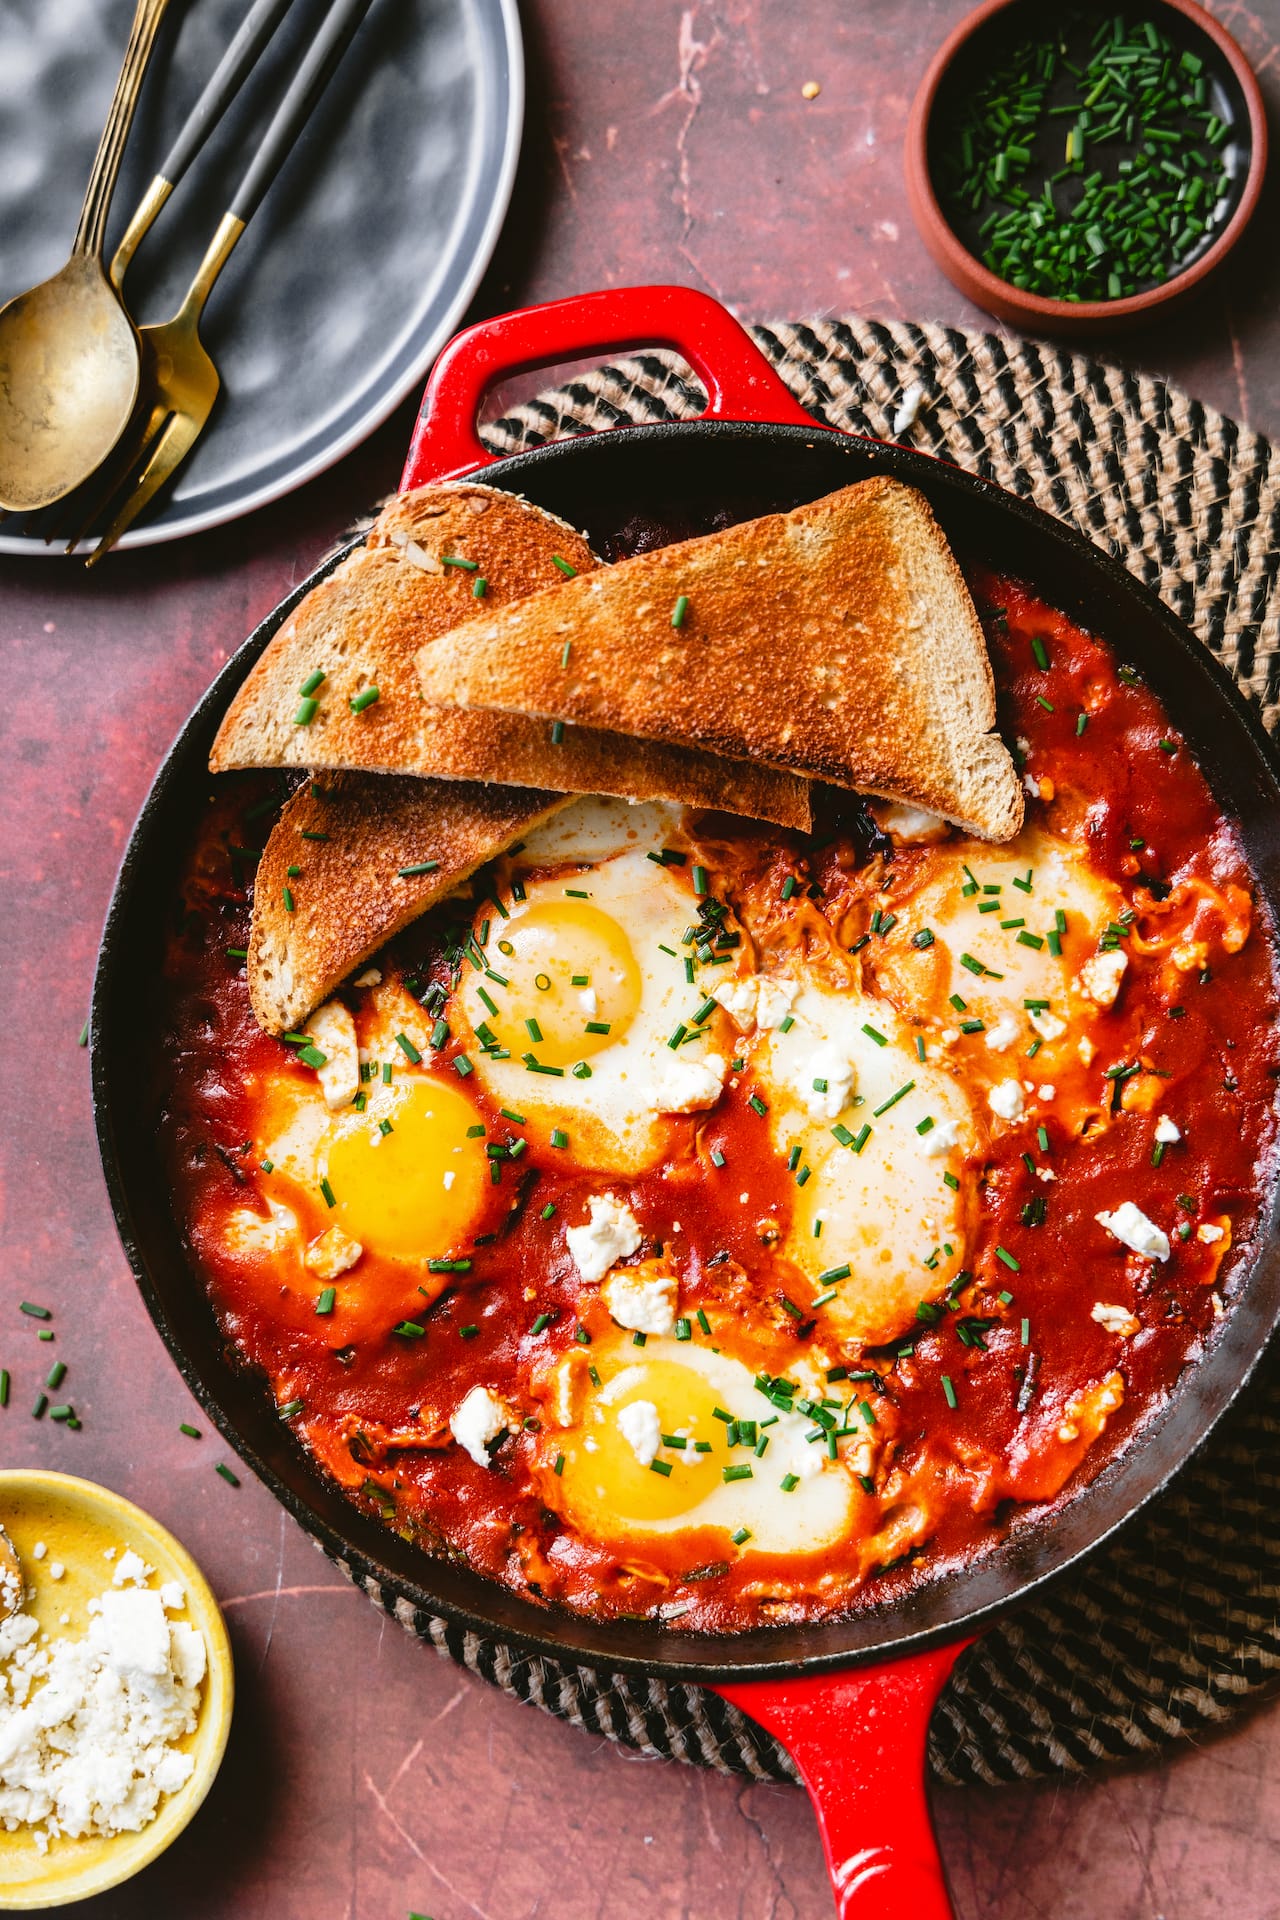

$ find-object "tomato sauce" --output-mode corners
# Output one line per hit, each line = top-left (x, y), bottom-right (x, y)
(156, 571), (1280, 1632)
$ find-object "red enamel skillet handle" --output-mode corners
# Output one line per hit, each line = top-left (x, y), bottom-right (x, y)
(400, 283), (818, 489)
(713, 1638), (976, 1919)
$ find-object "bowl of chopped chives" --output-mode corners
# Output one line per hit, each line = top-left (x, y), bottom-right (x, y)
(904, 0), (1267, 334)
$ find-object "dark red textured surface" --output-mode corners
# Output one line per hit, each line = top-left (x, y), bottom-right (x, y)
(3, 2), (1280, 1915)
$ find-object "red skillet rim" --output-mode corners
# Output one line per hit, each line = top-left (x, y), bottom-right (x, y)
(91, 417), (1280, 1683)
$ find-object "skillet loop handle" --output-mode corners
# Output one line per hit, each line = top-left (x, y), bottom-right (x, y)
(400, 283), (818, 489)
(712, 1638), (974, 1920)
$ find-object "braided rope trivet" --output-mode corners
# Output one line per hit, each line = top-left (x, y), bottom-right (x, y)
(338, 318), (1280, 1786)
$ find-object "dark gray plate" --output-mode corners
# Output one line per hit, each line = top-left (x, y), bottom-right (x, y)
(0, 0), (522, 553)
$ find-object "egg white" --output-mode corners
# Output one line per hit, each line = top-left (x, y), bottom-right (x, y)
(758, 983), (972, 1346)
(544, 1334), (856, 1554)
(456, 839), (722, 1172)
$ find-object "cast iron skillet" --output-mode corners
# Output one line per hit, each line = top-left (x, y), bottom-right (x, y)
(92, 287), (1280, 1918)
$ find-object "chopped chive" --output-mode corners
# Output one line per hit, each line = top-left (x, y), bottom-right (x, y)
(19, 1304), (51, 1320)
(215, 1464), (240, 1486)
(294, 697), (318, 726)
(862, 1023), (888, 1047)
(872, 1081), (914, 1117)
(179, 1421), (200, 1438)
(551, 555), (577, 577)
(398, 860), (440, 877)
(473, 576), (487, 598)
(671, 594), (690, 628)
(396, 1032), (422, 1063)
(316, 1287), (336, 1314)
(349, 687), (380, 713)
(941, 1375), (957, 1409)
(442, 553), (479, 570)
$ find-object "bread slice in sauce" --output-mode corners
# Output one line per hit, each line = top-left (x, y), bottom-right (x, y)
(249, 773), (568, 1036)
(209, 482), (811, 832)
(414, 477), (1024, 843)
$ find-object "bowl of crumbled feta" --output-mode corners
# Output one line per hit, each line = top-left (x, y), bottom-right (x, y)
(0, 1471), (233, 1907)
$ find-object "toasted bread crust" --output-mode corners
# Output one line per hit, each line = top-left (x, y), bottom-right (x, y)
(249, 774), (567, 1035)
(210, 483), (810, 832)
(414, 478), (1023, 842)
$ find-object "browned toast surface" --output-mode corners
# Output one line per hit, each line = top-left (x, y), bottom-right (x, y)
(249, 773), (566, 1035)
(414, 477), (1023, 841)
(211, 483), (810, 832)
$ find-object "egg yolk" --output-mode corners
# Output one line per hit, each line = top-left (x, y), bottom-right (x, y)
(322, 1076), (488, 1261)
(553, 1356), (727, 1529)
(465, 899), (643, 1068)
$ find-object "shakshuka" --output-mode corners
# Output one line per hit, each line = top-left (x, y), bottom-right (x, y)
(160, 570), (1280, 1631)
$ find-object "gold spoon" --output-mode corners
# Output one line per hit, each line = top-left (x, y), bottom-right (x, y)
(0, 1522), (22, 1622)
(0, 0), (171, 514)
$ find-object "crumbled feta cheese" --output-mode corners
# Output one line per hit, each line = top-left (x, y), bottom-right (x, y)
(1037, 1084), (1056, 1101)
(1154, 1115), (1181, 1144)
(1029, 1010), (1066, 1042)
(709, 974), (797, 1033)
(0, 1569), (206, 1851)
(1197, 1223), (1225, 1244)
(1024, 774), (1041, 798)
(31, 1543), (46, 1563)
(616, 1400), (662, 1468)
(602, 1266), (677, 1336)
(566, 1194), (643, 1283)
(921, 1117), (961, 1158)
(304, 1225), (362, 1280)
(891, 382), (924, 436)
(655, 1051), (727, 1114)
(988, 1079), (1025, 1123)
(449, 1387), (511, 1467)
(1096, 1200), (1170, 1262)
(1078, 949), (1127, 1009)
(984, 1015), (1021, 1052)
(352, 967), (382, 987)
(1078, 1036), (1096, 1066)
(755, 978), (799, 1030)
(710, 975), (760, 1030)
(442, 1169), (455, 1190)
(306, 1000), (360, 1112)
(1091, 1301), (1141, 1337)
(48, 1564), (64, 1583)
(1037, 1167), (1056, 1182)
(794, 1043), (857, 1121)
(577, 987), (599, 1018)
(111, 1550), (154, 1590)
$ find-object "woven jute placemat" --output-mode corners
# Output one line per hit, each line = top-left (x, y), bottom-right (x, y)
(341, 318), (1280, 1786)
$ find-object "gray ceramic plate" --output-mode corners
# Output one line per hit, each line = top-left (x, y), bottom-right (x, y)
(0, 0), (522, 554)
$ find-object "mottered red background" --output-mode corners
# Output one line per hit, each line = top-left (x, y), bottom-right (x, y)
(3, 3), (1280, 1915)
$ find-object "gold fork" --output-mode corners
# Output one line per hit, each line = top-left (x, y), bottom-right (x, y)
(74, 0), (375, 565)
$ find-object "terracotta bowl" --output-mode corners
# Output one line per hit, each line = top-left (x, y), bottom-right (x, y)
(904, 0), (1268, 336)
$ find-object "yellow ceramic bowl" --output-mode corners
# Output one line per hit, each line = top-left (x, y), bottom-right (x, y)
(0, 1470), (234, 1909)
